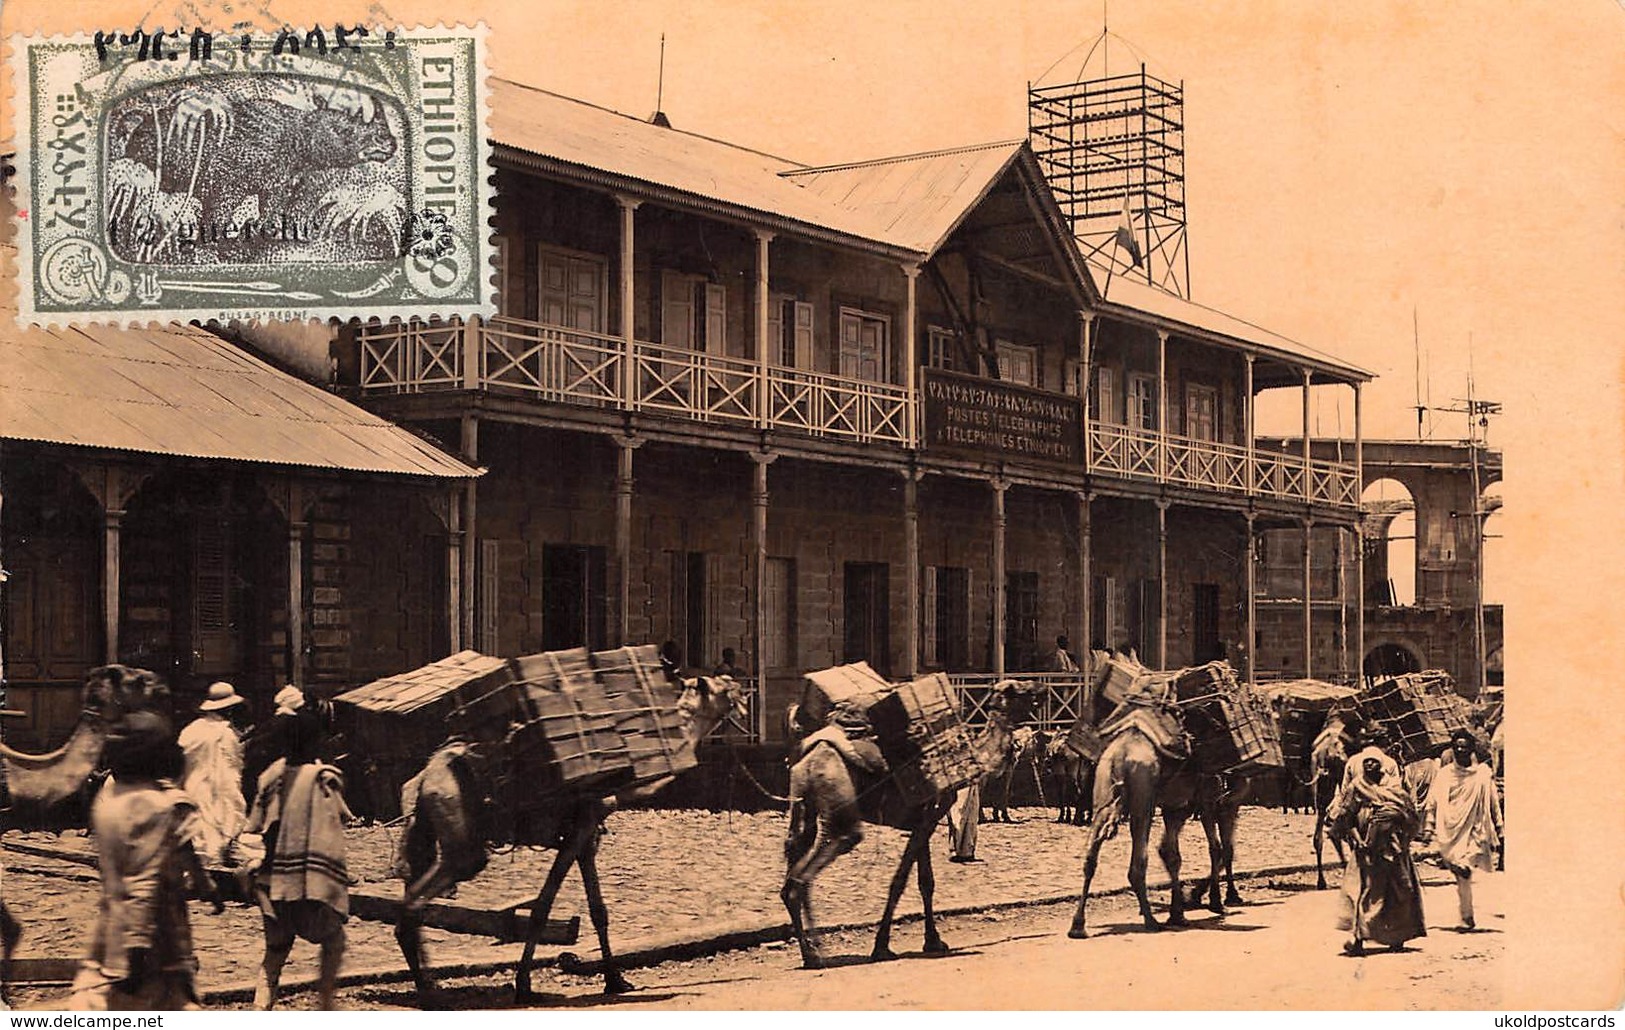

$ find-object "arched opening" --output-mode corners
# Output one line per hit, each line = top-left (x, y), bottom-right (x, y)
(1364, 641), (1422, 679)
(1361, 477), (1415, 606)
(1, 457), (103, 749)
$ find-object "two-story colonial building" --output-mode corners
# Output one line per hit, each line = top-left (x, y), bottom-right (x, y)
(339, 81), (1372, 739)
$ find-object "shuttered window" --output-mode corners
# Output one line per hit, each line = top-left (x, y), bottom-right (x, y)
(923, 565), (971, 671)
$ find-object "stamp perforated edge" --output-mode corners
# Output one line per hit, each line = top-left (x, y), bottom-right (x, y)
(7, 24), (498, 329)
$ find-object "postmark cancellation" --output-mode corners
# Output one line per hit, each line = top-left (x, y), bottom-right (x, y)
(10, 25), (494, 325)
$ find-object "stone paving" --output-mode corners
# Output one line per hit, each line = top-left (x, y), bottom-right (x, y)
(2, 805), (1323, 995)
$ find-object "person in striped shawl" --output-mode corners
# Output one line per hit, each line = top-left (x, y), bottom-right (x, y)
(245, 688), (354, 1010)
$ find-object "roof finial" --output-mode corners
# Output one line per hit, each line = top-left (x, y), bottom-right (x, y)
(651, 34), (671, 128)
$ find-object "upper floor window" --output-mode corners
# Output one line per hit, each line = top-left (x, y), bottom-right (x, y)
(1185, 383), (1218, 441)
(661, 270), (726, 354)
(926, 326), (959, 372)
(493, 235), (511, 318)
(1127, 373), (1157, 432)
(1063, 359), (1083, 398)
(767, 295), (814, 369)
(838, 307), (890, 383)
(1094, 366), (1118, 422)
(996, 341), (1038, 388)
(539, 246), (606, 333)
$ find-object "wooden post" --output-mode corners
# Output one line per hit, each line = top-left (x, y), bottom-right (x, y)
(1156, 499), (1169, 668)
(1338, 524), (1350, 680)
(1079, 312), (1094, 470)
(617, 195), (640, 410)
(902, 264), (920, 446)
(992, 477), (1008, 677)
(1354, 381), (1365, 679)
(1301, 367), (1313, 501)
(1302, 517), (1314, 679)
(103, 507), (124, 664)
(903, 468), (920, 678)
(1244, 354), (1256, 495)
(446, 489), (463, 653)
(460, 416), (479, 651)
(1244, 512), (1257, 686)
(1078, 491), (1093, 676)
(751, 451), (775, 691)
(755, 231), (774, 429)
(1157, 329), (1169, 481)
(287, 481), (307, 688)
(615, 437), (641, 645)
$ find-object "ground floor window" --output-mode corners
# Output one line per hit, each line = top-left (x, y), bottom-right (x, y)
(541, 543), (607, 652)
(763, 556), (797, 672)
(1192, 582), (1222, 662)
(923, 565), (970, 671)
(843, 561), (890, 676)
(1005, 570), (1040, 671)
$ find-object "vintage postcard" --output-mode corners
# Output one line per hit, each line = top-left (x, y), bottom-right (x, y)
(10, 25), (493, 325)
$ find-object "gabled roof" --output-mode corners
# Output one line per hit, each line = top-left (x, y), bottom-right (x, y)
(782, 141), (1026, 255)
(0, 314), (479, 478)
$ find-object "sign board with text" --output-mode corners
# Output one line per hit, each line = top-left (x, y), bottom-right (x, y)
(921, 368), (1082, 467)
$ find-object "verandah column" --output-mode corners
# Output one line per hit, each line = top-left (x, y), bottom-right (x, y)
(1354, 380), (1366, 683)
(902, 264), (920, 445)
(460, 415), (478, 651)
(444, 489), (463, 653)
(903, 467), (921, 679)
(1301, 367), (1313, 502)
(1156, 499), (1169, 668)
(1079, 312), (1095, 471)
(615, 436), (642, 645)
(616, 195), (641, 409)
(1244, 354), (1257, 495)
(287, 482), (308, 688)
(1077, 491), (1093, 677)
(992, 477), (1008, 678)
(103, 506), (124, 664)
(751, 452), (776, 711)
(1156, 329), (1169, 481)
(1244, 511), (1257, 685)
(1302, 516), (1315, 679)
(755, 231), (775, 429)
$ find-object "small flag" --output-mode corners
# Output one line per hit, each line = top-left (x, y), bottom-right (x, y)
(1114, 195), (1143, 268)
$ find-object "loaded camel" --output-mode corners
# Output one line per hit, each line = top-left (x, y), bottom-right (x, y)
(391, 673), (746, 1005)
(780, 681), (1035, 969)
(1046, 735), (1095, 826)
(0, 666), (173, 1004)
(1065, 701), (1231, 938)
(983, 725), (1046, 823)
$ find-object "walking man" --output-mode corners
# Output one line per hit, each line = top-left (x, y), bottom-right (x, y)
(245, 697), (354, 1010)
(1420, 728), (1502, 930)
(178, 682), (248, 869)
(1330, 753), (1427, 955)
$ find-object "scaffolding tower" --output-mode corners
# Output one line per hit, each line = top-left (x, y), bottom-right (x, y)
(1029, 65), (1189, 297)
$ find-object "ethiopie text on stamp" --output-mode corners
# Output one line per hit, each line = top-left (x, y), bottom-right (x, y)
(10, 25), (494, 326)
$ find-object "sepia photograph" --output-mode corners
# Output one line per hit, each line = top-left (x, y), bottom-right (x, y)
(0, 0), (1620, 1016)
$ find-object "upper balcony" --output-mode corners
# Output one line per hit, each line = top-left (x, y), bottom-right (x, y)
(358, 315), (1358, 509)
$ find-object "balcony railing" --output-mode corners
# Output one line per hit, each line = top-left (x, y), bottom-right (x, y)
(358, 317), (1356, 508)
(950, 672), (1094, 736)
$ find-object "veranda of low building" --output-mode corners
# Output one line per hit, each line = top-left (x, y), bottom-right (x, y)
(341, 81), (1373, 743)
(0, 294), (480, 751)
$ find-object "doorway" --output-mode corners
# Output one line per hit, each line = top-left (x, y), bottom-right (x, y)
(541, 544), (607, 651)
(843, 562), (891, 676)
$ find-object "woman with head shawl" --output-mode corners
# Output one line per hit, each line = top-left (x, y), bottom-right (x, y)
(1330, 752), (1427, 955)
(245, 691), (354, 1009)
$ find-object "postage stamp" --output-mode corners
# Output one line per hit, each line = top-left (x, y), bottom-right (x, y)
(10, 25), (494, 325)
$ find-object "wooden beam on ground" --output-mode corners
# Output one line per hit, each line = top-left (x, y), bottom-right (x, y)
(347, 887), (580, 945)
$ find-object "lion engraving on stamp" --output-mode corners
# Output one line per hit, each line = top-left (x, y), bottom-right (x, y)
(11, 26), (493, 325)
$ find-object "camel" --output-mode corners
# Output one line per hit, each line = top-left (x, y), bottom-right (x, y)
(984, 726), (1046, 823)
(391, 674), (745, 1005)
(1045, 736), (1095, 826)
(1065, 705), (1227, 939)
(1186, 773), (1258, 912)
(1309, 709), (1362, 889)
(780, 680), (1034, 969)
(0, 665), (172, 1004)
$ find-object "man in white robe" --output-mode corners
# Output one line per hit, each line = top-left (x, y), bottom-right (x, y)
(1420, 728), (1502, 929)
(177, 682), (247, 867)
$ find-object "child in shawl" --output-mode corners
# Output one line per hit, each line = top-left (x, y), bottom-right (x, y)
(1331, 753), (1427, 955)
(245, 690), (354, 1010)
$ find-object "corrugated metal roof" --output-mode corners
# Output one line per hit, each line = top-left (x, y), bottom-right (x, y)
(1092, 264), (1374, 380)
(490, 80), (914, 251)
(782, 142), (1025, 254)
(0, 318), (478, 478)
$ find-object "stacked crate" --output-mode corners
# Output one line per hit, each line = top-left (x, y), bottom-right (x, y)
(1182, 686), (1285, 775)
(1257, 680), (1362, 774)
(866, 673), (986, 805)
(592, 644), (696, 787)
(505, 648), (634, 798)
(1357, 671), (1474, 763)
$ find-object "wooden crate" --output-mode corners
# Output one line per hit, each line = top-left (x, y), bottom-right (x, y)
(1172, 661), (1240, 702)
(1358, 672), (1473, 763)
(506, 679), (634, 797)
(800, 661), (891, 728)
(1182, 691), (1285, 775)
(1064, 717), (1107, 764)
(592, 645), (695, 787)
(867, 673), (985, 805)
